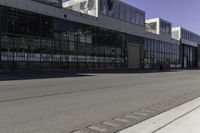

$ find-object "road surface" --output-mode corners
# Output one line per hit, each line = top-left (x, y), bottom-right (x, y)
(0, 70), (200, 133)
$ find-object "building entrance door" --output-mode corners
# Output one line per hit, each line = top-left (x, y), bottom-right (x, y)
(128, 44), (140, 69)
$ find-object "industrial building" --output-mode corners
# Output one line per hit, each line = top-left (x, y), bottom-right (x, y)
(0, 0), (199, 71)
(172, 27), (200, 68)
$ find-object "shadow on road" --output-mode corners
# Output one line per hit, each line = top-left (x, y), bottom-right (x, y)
(0, 71), (94, 81)
(82, 69), (183, 74)
(0, 69), (186, 81)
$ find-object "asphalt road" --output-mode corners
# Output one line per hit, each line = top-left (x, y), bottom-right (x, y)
(0, 70), (200, 133)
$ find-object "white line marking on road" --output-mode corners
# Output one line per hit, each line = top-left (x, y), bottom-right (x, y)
(114, 118), (130, 123)
(88, 126), (107, 132)
(147, 106), (163, 111)
(124, 115), (140, 119)
(140, 109), (155, 113)
(102, 121), (119, 127)
(133, 112), (148, 116)
(72, 130), (86, 133)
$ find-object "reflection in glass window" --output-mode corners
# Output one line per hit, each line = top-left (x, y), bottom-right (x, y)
(99, 0), (145, 27)
(100, 0), (107, 14)
(136, 12), (140, 25)
(107, 0), (114, 16)
(131, 9), (136, 24)
(100, 0), (114, 16)
(0, 4), (128, 70)
(126, 7), (131, 22)
(160, 22), (164, 33)
(113, 1), (119, 18)
(140, 14), (144, 26)
(144, 38), (181, 69)
(167, 24), (171, 34)
(120, 4), (125, 20)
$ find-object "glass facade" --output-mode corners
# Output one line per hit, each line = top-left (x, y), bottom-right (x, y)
(181, 45), (197, 68)
(0, 5), (127, 70)
(172, 28), (199, 68)
(144, 38), (180, 69)
(160, 21), (171, 35)
(180, 29), (199, 68)
(100, 0), (145, 27)
(181, 29), (200, 43)
(0, 3), (197, 70)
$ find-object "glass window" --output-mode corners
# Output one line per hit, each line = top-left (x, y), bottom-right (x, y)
(167, 24), (171, 34)
(105, 0), (114, 16)
(160, 22), (164, 33)
(27, 12), (41, 36)
(125, 6), (131, 22)
(113, 1), (119, 18)
(8, 8), (28, 34)
(100, 0), (107, 14)
(144, 39), (148, 51)
(131, 9), (136, 24)
(140, 14), (144, 26)
(164, 23), (167, 33)
(0, 5), (128, 69)
(136, 12), (140, 25)
(120, 4), (125, 20)
(1, 36), (13, 61)
(150, 39), (153, 51)
(40, 16), (52, 38)
(156, 41), (159, 52)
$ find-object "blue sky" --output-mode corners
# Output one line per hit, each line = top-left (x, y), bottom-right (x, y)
(124, 0), (200, 34)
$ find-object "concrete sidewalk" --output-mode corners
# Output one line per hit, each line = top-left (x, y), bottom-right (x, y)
(156, 107), (200, 133)
(119, 97), (200, 133)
